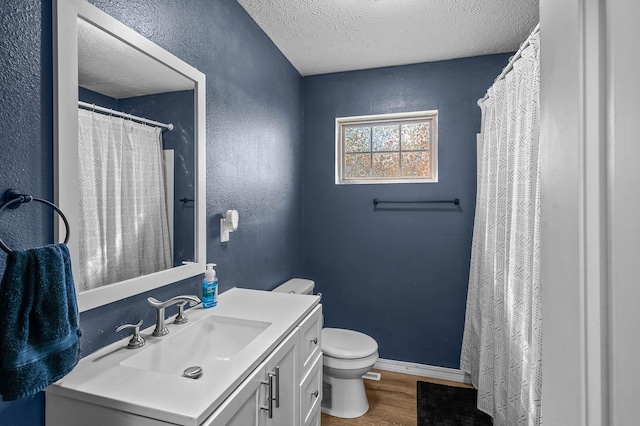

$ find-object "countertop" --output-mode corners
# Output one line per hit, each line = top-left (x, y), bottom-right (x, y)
(46, 288), (320, 425)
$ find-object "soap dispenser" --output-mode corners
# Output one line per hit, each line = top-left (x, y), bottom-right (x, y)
(202, 263), (218, 308)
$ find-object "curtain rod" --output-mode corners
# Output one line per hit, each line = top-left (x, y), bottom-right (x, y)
(78, 101), (174, 131)
(479, 23), (540, 104)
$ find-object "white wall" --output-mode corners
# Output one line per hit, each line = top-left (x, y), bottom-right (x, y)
(540, 0), (640, 424)
(539, 0), (584, 423)
(606, 0), (640, 422)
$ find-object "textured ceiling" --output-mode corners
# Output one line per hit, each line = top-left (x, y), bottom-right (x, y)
(78, 18), (194, 99)
(236, 0), (539, 76)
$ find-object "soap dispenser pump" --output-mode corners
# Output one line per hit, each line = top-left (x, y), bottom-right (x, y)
(202, 263), (218, 308)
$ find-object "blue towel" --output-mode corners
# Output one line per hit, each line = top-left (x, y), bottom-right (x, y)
(0, 243), (81, 401)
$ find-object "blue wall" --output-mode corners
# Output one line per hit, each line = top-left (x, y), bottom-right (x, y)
(302, 55), (510, 368)
(78, 87), (118, 108)
(0, 0), (303, 422)
(0, 0), (511, 421)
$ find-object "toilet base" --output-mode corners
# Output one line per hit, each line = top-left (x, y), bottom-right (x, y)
(321, 373), (369, 418)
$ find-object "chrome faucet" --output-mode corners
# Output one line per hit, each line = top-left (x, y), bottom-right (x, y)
(147, 295), (201, 337)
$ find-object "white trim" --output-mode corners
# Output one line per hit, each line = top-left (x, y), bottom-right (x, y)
(336, 110), (438, 123)
(540, 0), (615, 423)
(606, 1), (640, 424)
(373, 358), (471, 384)
(163, 149), (174, 254)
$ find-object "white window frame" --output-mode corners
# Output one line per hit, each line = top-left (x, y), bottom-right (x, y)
(335, 110), (438, 185)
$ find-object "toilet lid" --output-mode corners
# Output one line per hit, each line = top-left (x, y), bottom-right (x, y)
(322, 328), (378, 359)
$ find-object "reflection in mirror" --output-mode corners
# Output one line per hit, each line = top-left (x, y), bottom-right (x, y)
(76, 18), (195, 290)
(54, 0), (206, 311)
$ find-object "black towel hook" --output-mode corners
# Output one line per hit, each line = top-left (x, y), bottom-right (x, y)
(0, 189), (70, 254)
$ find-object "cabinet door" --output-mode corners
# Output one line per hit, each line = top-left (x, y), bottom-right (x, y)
(298, 305), (322, 376)
(46, 393), (174, 426)
(300, 353), (322, 426)
(202, 364), (263, 426)
(260, 328), (299, 426)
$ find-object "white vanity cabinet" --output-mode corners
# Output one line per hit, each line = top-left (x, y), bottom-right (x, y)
(300, 355), (323, 426)
(46, 289), (321, 426)
(201, 361), (263, 426)
(206, 305), (323, 426)
(263, 327), (299, 425)
(297, 305), (323, 425)
(203, 328), (299, 426)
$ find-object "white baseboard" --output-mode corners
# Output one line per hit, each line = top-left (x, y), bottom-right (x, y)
(374, 358), (471, 384)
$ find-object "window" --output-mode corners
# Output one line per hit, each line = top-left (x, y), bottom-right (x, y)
(335, 111), (438, 184)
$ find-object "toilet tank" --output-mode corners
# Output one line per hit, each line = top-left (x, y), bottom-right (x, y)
(272, 278), (315, 295)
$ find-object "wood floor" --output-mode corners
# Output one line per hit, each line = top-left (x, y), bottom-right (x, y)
(320, 369), (472, 426)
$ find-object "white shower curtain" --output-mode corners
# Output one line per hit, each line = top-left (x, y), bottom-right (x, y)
(77, 109), (172, 291)
(460, 30), (541, 426)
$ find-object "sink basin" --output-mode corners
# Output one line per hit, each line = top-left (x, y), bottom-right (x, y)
(122, 315), (271, 375)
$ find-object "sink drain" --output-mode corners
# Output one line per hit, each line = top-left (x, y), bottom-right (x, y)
(183, 366), (203, 379)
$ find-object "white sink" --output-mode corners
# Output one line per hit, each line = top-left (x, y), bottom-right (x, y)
(122, 315), (271, 376)
(47, 289), (319, 426)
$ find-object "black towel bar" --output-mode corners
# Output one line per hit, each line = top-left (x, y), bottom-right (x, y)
(0, 189), (70, 254)
(373, 198), (460, 206)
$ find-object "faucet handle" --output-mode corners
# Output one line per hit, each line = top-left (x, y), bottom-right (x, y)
(115, 320), (145, 349)
(174, 301), (189, 325)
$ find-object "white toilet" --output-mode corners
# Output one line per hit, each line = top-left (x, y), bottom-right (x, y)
(273, 278), (379, 419)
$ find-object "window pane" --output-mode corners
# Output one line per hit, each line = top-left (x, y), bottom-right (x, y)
(401, 151), (430, 177)
(345, 153), (371, 178)
(372, 152), (399, 177)
(401, 122), (430, 151)
(337, 111), (437, 184)
(345, 126), (371, 153)
(372, 125), (399, 152)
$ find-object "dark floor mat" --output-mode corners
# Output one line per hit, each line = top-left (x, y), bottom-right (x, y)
(417, 381), (493, 425)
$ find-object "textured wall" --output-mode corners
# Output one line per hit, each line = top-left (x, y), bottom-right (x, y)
(0, 0), (303, 422)
(0, 0), (511, 422)
(0, 1), (53, 422)
(78, 86), (118, 109)
(86, 0), (305, 290)
(302, 55), (510, 368)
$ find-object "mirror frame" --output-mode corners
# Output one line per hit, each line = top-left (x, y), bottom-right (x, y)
(53, 0), (206, 312)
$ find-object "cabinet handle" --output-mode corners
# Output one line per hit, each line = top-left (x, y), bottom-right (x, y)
(114, 320), (145, 349)
(274, 366), (280, 408)
(260, 374), (275, 419)
(261, 367), (279, 416)
(311, 337), (318, 345)
(311, 390), (319, 398)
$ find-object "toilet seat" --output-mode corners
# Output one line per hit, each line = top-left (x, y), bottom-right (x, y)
(323, 350), (379, 371)
(322, 328), (378, 359)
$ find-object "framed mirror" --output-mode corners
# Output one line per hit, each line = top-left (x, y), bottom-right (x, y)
(54, 0), (206, 312)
